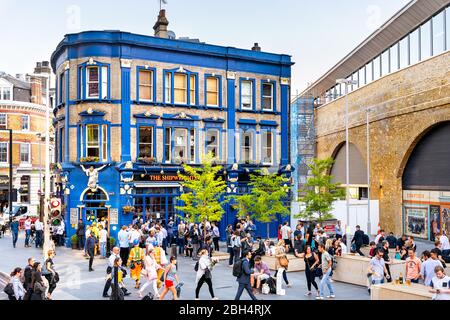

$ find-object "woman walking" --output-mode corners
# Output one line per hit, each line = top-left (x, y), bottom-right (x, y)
(43, 250), (58, 300)
(159, 256), (180, 300)
(30, 263), (47, 301)
(195, 249), (218, 300)
(304, 246), (320, 297)
(274, 240), (291, 288)
(139, 246), (162, 299)
(9, 268), (26, 300)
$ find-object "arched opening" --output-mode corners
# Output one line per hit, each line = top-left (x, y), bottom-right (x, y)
(81, 188), (109, 229)
(402, 121), (450, 240)
(330, 142), (368, 200)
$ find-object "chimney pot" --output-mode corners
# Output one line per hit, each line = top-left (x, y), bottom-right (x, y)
(252, 43), (261, 52)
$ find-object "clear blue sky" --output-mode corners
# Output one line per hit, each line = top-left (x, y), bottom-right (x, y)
(0, 0), (410, 93)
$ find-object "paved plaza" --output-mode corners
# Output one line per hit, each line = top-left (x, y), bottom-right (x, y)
(0, 231), (389, 301)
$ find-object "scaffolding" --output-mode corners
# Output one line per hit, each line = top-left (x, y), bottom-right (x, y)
(290, 94), (316, 200)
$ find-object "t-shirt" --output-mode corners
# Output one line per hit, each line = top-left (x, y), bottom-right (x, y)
(405, 256), (421, 280)
(374, 234), (384, 245)
(421, 259), (443, 286)
(280, 225), (291, 240)
(369, 257), (386, 281)
(430, 275), (450, 300)
(99, 229), (108, 243)
(321, 251), (332, 272)
(24, 220), (32, 230)
(117, 230), (129, 248)
(440, 235), (450, 251)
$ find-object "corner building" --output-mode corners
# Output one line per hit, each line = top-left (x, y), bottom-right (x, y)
(50, 12), (294, 243)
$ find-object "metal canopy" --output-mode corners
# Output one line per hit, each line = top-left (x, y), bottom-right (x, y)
(301, 0), (450, 98)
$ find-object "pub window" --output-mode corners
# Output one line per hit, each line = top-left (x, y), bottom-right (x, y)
(0, 142), (7, 163)
(174, 128), (188, 163)
(165, 127), (172, 163)
(206, 129), (219, 158)
(86, 66), (108, 99)
(241, 80), (253, 110)
(164, 73), (172, 103)
(174, 73), (187, 104)
(262, 131), (273, 165)
(206, 76), (219, 107)
(0, 114), (7, 130)
(138, 70), (154, 101)
(21, 115), (30, 131)
(190, 129), (195, 163)
(138, 126), (154, 158)
(241, 130), (254, 163)
(86, 124), (100, 158)
(262, 83), (274, 111)
(20, 143), (30, 164)
(20, 176), (30, 203)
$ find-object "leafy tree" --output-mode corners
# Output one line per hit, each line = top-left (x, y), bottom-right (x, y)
(175, 152), (228, 224)
(296, 158), (345, 222)
(234, 169), (291, 238)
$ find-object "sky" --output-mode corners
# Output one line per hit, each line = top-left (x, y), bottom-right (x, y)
(0, 0), (410, 94)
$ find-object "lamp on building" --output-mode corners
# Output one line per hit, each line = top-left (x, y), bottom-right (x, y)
(336, 78), (358, 250)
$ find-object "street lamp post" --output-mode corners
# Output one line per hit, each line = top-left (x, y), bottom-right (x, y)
(365, 107), (372, 235)
(336, 78), (357, 251)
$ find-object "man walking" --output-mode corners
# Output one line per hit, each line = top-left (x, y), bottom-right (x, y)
(34, 219), (43, 248)
(234, 250), (257, 301)
(368, 248), (390, 293)
(23, 257), (35, 300)
(10, 218), (19, 248)
(76, 219), (85, 250)
(103, 247), (120, 298)
(86, 232), (97, 272)
(317, 244), (335, 300)
(118, 225), (130, 267)
(24, 216), (32, 247)
(351, 225), (365, 256)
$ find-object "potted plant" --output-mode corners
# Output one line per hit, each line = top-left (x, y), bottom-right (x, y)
(80, 156), (100, 163)
(70, 234), (78, 249)
(138, 156), (156, 165)
(109, 237), (116, 248)
(122, 205), (135, 213)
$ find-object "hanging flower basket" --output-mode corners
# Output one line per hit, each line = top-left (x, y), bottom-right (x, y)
(122, 205), (135, 213)
(80, 156), (100, 163)
(138, 156), (156, 165)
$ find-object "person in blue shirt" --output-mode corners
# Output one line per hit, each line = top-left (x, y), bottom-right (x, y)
(10, 219), (19, 248)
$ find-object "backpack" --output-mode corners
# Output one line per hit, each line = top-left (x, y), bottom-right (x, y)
(363, 234), (370, 245)
(331, 256), (338, 270)
(194, 261), (199, 272)
(266, 277), (276, 294)
(141, 292), (154, 300)
(232, 259), (244, 277)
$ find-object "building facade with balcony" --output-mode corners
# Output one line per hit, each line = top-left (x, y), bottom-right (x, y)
(51, 11), (294, 242)
(0, 63), (54, 215)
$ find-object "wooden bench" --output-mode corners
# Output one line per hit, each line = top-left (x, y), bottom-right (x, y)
(262, 254), (305, 272)
(212, 251), (230, 261)
(371, 282), (433, 300)
(332, 254), (406, 286)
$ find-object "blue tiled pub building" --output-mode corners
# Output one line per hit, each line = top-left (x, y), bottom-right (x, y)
(50, 10), (294, 244)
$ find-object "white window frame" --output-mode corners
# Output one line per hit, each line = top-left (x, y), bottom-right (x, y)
(102, 124), (108, 162)
(138, 69), (154, 102)
(241, 80), (253, 110)
(0, 142), (8, 164)
(138, 126), (154, 158)
(86, 124), (100, 159)
(189, 128), (196, 163)
(0, 85), (13, 101)
(206, 77), (219, 107)
(0, 113), (7, 130)
(21, 115), (30, 131)
(262, 83), (274, 111)
(20, 143), (31, 164)
(165, 127), (172, 163)
(241, 130), (254, 163)
(206, 129), (220, 159)
(165, 73), (172, 103)
(86, 66), (107, 99)
(173, 128), (188, 163)
(262, 131), (274, 165)
(189, 74), (196, 105)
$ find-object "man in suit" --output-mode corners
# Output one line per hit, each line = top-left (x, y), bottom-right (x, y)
(234, 250), (258, 300)
(351, 225), (365, 256)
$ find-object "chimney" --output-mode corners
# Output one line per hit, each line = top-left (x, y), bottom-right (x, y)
(252, 43), (261, 52)
(153, 9), (169, 38)
(29, 76), (43, 105)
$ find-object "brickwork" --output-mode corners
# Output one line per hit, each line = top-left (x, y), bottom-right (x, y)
(315, 51), (450, 234)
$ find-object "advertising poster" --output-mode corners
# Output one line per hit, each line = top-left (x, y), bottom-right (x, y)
(429, 205), (440, 241)
(404, 206), (428, 239)
(442, 205), (450, 236)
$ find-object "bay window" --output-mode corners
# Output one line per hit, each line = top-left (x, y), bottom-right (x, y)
(138, 126), (154, 158)
(174, 128), (188, 163)
(206, 76), (219, 107)
(262, 131), (274, 165)
(164, 127), (196, 164)
(206, 129), (219, 158)
(241, 80), (253, 110)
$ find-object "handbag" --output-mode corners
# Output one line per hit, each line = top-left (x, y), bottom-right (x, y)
(314, 267), (323, 278)
(279, 255), (289, 269)
(3, 282), (14, 296)
(262, 283), (270, 295)
(204, 268), (212, 280)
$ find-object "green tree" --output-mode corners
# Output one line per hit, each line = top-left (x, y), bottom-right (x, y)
(296, 158), (345, 222)
(175, 152), (228, 223)
(234, 169), (291, 238)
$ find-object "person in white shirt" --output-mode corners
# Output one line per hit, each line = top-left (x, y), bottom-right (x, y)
(429, 266), (450, 300)
(438, 233), (450, 256)
(117, 226), (130, 267)
(56, 220), (65, 246)
(280, 222), (292, 251)
(338, 239), (348, 254)
(421, 249), (443, 286)
(34, 219), (44, 248)
(129, 225), (141, 248)
(24, 217), (32, 248)
(99, 225), (108, 258)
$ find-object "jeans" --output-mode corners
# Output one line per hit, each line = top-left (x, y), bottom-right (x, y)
(100, 242), (107, 257)
(213, 237), (220, 251)
(12, 231), (18, 248)
(35, 230), (43, 248)
(371, 278), (385, 285)
(78, 235), (85, 250)
(228, 247), (234, 266)
(442, 249), (450, 257)
(25, 230), (31, 246)
(234, 283), (257, 301)
(177, 238), (185, 254)
(88, 248), (94, 269)
(319, 269), (334, 297)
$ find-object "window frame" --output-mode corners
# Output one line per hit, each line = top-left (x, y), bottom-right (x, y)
(20, 143), (31, 164)
(261, 80), (276, 112)
(77, 60), (111, 101)
(205, 128), (220, 159)
(79, 122), (109, 163)
(164, 125), (197, 164)
(204, 74), (222, 108)
(0, 113), (7, 130)
(241, 129), (255, 163)
(136, 66), (157, 103)
(0, 142), (8, 164)
(240, 78), (256, 111)
(261, 130), (274, 165)
(137, 125), (155, 159)
(0, 85), (12, 101)
(21, 115), (30, 131)
(163, 68), (199, 106)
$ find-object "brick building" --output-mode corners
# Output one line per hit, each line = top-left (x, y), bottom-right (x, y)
(0, 62), (55, 215)
(50, 10), (294, 242)
(295, 0), (450, 239)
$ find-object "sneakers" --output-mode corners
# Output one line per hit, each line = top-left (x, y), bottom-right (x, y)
(212, 297), (219, 300)
(316, 296), (324, 300)
(286, 284), (292, 288)
(327, 295), (336, 298)
(304, 292), (312, 296)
